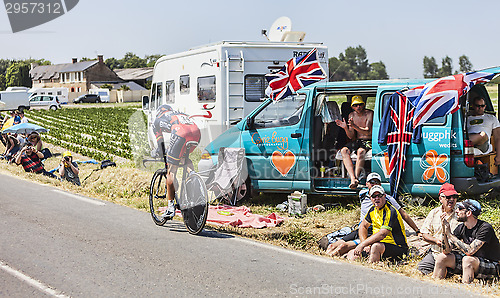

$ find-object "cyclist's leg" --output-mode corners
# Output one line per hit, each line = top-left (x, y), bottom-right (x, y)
(166, 164), (178, 201)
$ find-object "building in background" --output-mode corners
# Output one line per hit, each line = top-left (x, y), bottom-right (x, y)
(30, 55), (121, 100)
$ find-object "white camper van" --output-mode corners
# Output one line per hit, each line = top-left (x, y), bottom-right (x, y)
(143, 41), (328, 149)
(0, 90), (30, 112)
(29, 87), (69, 104)
(89, 88), (110, 102)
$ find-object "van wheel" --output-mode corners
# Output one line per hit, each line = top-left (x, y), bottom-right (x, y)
(49, 106), (57, 111)
(230, 177), (252, 205)
(18, 106), (25, 113)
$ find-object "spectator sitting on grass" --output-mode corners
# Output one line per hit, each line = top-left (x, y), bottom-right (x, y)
(3, 134), (20, 162)
(58, 151), (80, 186)
(346, 185), (408, 263)
(26, 132), (51, 159)
(13, 111), (21, 125)
(433, 199), (500, 284)
(19, 111), (28, 123)
(14, 144), (56, 178)
(326, 172), (420, 257)
(417, 183), (460, 275)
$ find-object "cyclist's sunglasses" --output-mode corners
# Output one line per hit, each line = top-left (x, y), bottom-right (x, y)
(352, 103), (364, 107)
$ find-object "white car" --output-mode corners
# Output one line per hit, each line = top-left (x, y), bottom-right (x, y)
(29, 95), (62, 110)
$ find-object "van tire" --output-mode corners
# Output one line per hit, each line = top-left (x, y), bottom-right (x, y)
(49, 106), (57, 111)
(232, 177), (252, 204)
(18, 106), (25, 113)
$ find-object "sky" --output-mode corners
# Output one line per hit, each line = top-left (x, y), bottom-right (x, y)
(0, 0), (499, 79)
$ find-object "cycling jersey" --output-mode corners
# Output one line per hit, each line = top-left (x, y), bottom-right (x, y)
(152, 106), (201, 166)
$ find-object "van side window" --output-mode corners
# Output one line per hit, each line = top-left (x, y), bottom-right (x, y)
(180, 75), (190, 94)
(253, 94), (306, 128)
(165, 80), (175, 103)
(156, 82), (163, 106)
(150, 82), (157, 109)
(197, 76), (216, 102)
(245, 75), (266, 102)
(381, 93), (446, 125)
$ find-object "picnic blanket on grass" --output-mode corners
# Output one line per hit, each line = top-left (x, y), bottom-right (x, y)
(207, 205), (284, 228)
(176, 205), (284, 228)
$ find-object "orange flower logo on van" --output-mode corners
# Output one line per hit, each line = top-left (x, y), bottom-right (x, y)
(420, 150), (449, 183)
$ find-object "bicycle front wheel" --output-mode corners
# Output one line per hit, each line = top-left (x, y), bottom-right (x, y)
(149, 169), (168, 226)
(181, 172), (208, 235)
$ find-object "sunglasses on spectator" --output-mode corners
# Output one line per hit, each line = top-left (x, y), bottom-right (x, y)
(371, 193), (384, 199)
(352, 103), (364, 107)
(475, 104), (486, 108)
(440, 194), (458, 200)
(457, 206), (466, 211)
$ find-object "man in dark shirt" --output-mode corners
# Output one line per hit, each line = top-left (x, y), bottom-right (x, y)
(433, 199), (500, 283)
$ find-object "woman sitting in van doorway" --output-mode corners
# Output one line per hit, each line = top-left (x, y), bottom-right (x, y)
(467, 96), (500, 164)
(335, 95), (374, 189)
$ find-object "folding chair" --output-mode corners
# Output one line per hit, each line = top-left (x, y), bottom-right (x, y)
(206, 147), (248, 206)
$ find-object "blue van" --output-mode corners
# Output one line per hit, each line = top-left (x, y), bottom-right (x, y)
(199, 69), (500, 200)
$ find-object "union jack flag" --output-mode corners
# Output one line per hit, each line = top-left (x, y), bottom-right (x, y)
(412, 71), (499, 128)
(265, 48), (326, 101)
(379, 91), (419, 199)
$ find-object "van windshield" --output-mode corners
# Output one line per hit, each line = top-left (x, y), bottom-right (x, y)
(253, 94), (306, 128)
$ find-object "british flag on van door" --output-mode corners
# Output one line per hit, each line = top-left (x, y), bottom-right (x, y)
(412, 71), (499, 128)
(265, 48), (326, 101)
(378, 91), (421, 199)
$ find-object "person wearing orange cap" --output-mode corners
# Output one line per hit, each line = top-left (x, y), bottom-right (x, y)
(335, 95), (374, 189)
(418, 183), (460, 275)
(59, 151), (81, 186)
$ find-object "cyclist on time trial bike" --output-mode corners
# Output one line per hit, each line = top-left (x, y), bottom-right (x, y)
(152, 104), (201, 218)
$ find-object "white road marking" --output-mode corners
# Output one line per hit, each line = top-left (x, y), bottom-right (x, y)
(231, 236), (340, 265)
(0, 260), (69, 298)
(52, 189), (106, 206)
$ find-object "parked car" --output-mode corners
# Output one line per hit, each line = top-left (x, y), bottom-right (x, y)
(74, 94), (101, 104)
(29, 95), (61, 110)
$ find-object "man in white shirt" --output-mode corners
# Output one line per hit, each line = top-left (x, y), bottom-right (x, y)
(467, 96), (500, 162)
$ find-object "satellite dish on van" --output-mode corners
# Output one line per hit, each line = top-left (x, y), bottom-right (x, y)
(268, 16), (292, 42)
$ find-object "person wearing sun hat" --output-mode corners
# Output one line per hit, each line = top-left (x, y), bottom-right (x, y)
(59, 151), (81, 186)
(433, 198), (500, 283)
(418, 183), (460, 275)
(335, 95), (374, 189)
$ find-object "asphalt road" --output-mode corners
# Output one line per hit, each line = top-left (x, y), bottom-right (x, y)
(0, 173), (487, 297)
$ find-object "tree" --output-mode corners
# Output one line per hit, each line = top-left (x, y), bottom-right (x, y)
(329, 46), (388, 81)
(438, 56), (453, 77)
(105, 57), (121, 70)
(80, 57), (96, 61)
(121, 52), (147, 68)
(100, 83), (114, 90)
(367, 61), (389, 80)
(459, 55), (473, 73)
(6, 62), (31, 87)
(423, 56), (438, 78)
(145, 54), (162, 67)
(119, 84), (130, 91)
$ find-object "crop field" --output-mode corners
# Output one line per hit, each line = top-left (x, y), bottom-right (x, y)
(25, 106), (149, 162)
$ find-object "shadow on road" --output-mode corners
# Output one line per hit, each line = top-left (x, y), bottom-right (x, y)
(161, 221), (235, 239)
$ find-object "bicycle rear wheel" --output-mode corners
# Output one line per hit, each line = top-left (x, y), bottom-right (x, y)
(149, 169), (168, 226)
(180, 172), (208, 235)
